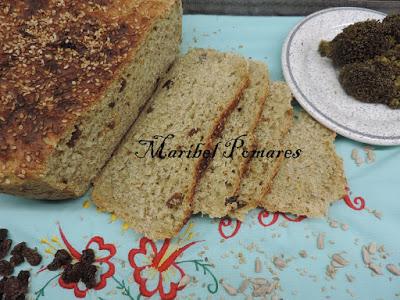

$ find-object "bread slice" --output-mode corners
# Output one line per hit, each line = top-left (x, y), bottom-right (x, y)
(92, 49), (249, 240)
(193, 60), (269, 218)
(260, 111), (347, 217)
(230, 82), (294, 221)
(0, 0), (182, 199)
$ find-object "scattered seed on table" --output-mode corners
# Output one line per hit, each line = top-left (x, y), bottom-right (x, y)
(372, 210), (383, 220)
(255, 257), (262, 273)
(250, 278), (269, 285)
(364, 147), (376, 163)
(222, 281), (238, 296)
(386, 264), (400, 276)
(332, 253), (349, 267)
(351, 149), (364, 166)
(368, 242), (377, 254)
(326, 264), (336, 279)
(273, 257), (286, 270)
(329, 220), (338, 228)
(369, 263), (383, 275)
(178, 275), (190, 288)
(299, 250), (307, 258)
(238, 279), (249, 293)
(362, 247), (371, 265)
(341, 224), (349, 231)
(317, 233), (325, 250)
(331, 260), (345, 269)
(346, 273), (355, 283)
(252, 284), (270, 297)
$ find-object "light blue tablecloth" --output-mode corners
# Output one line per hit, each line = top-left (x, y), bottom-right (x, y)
(1, 15), (400, 300)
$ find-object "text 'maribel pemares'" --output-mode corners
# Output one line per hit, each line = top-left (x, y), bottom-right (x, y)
(134, 134), (302, 160)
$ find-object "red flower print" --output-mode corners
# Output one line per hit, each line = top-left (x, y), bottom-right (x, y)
(218, 217), (242, 239)
(54, 225), (117, 298)
(128, 238), (200, 300)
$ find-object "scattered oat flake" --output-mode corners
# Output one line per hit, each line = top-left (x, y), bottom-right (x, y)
(346, 273), (355, 283)
(238, 252), (246, 264)
(238, 279), (249, 293)
(250, 278), (269, 285)
(332, 253), (349, 267)
(178, 275), (191, 288)
(369, 263), (383, 275)
(346, 288), (356, 298)
(245, 295), (254, 300)
(317, 233), (325, 250)
(273, 257), (287, 270)
(299, 250), (308, 258)
(255, 257), (262, 273)
(326, 264), (337, 279)
(364, 146), (376, 163)
(372, 210), (383, 220)
(329, 220), (338, 228)
(386, 264), (400, 276)
(351, 148), (364, 166)
(252, 284), (272, 297)
(222, 281), (238, 296)
(362, 246), (371, 265)
(368, 242), (377, 254)
(341, 223), (349, 231)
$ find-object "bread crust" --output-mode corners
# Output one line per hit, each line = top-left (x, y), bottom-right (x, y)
(0, 0), (181, 198)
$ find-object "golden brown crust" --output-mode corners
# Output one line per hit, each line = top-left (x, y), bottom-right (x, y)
(0, 0), (178, 183)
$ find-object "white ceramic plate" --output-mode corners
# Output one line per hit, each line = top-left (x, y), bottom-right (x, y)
(282, 7), (400, 146)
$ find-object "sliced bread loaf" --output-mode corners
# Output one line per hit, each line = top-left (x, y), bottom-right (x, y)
(230, 82), (294, 221)
(92, 49), (249, 240)
(193, 60), (269, 218)
(0, 0), (182, 199)
(259, 111), (347, 217)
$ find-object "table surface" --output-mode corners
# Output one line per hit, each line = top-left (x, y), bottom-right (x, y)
(1, 15), (400, 300)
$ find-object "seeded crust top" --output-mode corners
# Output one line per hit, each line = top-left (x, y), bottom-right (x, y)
(0, 0), (176, 180)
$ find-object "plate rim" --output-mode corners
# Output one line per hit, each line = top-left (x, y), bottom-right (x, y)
(281, 7), (400, 146)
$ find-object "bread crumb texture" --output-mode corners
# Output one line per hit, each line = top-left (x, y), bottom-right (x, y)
(92, 48), (250, 240)
(193, 60), (270, 218)
(231, 82), (294, 220)
(261, 111), (347, 217)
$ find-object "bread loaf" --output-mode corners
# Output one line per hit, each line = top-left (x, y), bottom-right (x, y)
(260, 111), (347, 217)
(193, 61), (269, 218)
(92, 49), (249, 240)
(230, 82), (294, 220)
(0, 0), (182, 199)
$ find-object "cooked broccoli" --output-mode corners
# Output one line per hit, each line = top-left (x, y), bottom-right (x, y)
(383, 14), (400, 42)
(319, 20), (395, 67)
(339, 45), (400, 108)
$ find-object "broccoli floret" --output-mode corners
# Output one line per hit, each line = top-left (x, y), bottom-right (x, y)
(383, 14), (400, 42)
(339, 47), (400, 108)
(319, 20), (395, 67)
